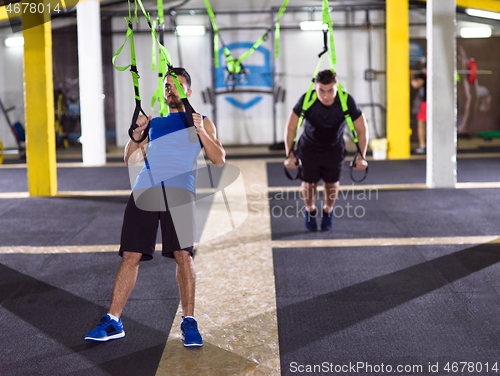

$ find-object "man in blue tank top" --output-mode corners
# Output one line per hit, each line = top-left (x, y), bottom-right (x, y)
(85, 68), (226, 347)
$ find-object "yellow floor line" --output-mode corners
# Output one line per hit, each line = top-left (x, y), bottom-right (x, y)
(3, 236), (498, 256)
(0, 192), (30, 198)
(266, 181), (500, 192)
(272, 236), (500, 249)
(0, 162), (127, 169)
(56, 190), (131, 197)
(156, 159), (280, 376)
(0, 244), (120, 254)
(2, 181), (497, 200)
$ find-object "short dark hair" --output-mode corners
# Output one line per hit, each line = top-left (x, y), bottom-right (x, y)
(165, 67), (191, 89)
(315, 70), (337, 85)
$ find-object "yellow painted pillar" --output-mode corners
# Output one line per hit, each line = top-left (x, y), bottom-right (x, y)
(22, 5), (57, 196)
(386, 0), (411, 159)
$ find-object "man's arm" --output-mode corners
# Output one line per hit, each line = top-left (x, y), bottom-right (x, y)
(193, 114), (225, 166)
(124, 115), (150, 166)
(352, 114), (368, 170)
(284, 111), (300, 169)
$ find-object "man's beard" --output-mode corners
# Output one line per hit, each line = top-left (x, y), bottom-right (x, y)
(166, 96), (182, 109)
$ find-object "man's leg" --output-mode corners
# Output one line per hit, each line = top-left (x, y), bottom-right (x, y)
(108, 251), (142, 318)
(323, 181), (340, 212)
(321, 181), (339, 231)
(85, 251), (141, 342)
(302, 181), (318, 231)
(173, 250), (196, 317)
(302, 181), (317, 211)
(418, 120), (426, 148)
(174, 249), (203, 347)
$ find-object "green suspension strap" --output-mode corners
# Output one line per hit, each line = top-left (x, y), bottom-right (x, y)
(112, 0), (150, 143)
(274, 0), (289, 58)
(150, 0), (167, 117)
(204, 0), (288, 91)
(113, 0), (197, 143)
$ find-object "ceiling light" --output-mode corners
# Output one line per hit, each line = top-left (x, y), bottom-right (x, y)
(175, 25), (206, 36)
(299, 21), (328, 31)
(4, 36), (24, 47)
(465, 8), (500, 21)
(460, 27), (492, 38)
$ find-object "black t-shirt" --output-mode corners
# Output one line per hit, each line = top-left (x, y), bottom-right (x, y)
(293, 91), (362, 152)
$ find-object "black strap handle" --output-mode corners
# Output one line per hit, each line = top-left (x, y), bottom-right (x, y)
(128, 99), (149, 143)
(284, 143), (302, 180)
(349, 144), (369, 182)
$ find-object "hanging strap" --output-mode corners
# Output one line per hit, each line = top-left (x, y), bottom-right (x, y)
(150, 0), (167, 116)
(112, 0), (149, 143)
(274, 0), (289, 58)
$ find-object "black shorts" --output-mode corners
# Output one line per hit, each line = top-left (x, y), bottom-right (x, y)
(298, 144), (346, 184)
(119, 186), (195, 261)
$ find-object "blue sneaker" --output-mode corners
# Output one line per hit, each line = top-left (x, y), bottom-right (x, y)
(304, 208), (317, 231)
(85, 314), (125, 342)
(321, 209), (334, 231)
(180, 316), (203, 347)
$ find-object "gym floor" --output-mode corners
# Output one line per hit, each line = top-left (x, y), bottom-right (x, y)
(0, 138), (499, 375)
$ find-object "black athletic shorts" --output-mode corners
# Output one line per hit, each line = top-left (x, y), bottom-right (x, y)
(297, 144), (347, 184)
(119, 186), (195, 261)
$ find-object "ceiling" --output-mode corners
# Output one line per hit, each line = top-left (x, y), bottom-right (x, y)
(99, 0), (389, 13)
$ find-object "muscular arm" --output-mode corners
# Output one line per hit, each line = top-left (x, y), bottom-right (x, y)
(352, 114), (369, 170)
(124, 115), (150, 166)
(194, 114), (225, 166)
(284, 111), (300, 169)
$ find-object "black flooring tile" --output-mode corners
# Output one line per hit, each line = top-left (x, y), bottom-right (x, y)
(0, 196), (128, 247)
(269, 188), (500, 241)
(269, 157), (500, 188)
(274, 243), (500, 376)
(0, 253), (179, 376)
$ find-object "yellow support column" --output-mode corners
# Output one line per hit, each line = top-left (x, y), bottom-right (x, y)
(386, 0), (411, 159)
(23, 5), (57, 196)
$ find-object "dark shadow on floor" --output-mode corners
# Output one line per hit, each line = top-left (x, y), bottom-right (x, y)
(274, 242), (500, 357)
(0, 256), (178, 376)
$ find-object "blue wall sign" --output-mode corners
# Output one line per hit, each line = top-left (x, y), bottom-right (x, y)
(215, 42), (272, 110)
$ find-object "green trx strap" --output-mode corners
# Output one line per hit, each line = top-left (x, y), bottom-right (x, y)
(204, 0), (220, 68)
(204, 0), (288, 88)
(113, 0), (192, 142)
(112, 0), (149, 143)
(152, 0), (167, 117)
(274, 0), (289, 58)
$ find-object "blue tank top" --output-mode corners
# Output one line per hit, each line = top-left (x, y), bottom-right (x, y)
(132, 112), (202, 193)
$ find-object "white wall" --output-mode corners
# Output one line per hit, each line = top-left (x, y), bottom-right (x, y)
(0, 30), (25, 149)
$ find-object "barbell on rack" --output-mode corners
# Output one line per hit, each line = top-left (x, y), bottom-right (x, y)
(364, 58), (492, 84)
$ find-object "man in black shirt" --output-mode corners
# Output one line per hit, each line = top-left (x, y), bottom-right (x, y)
(284, 70), (368, 231)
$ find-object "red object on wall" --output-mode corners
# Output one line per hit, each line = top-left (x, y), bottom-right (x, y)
(467, 58), (477, 84)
